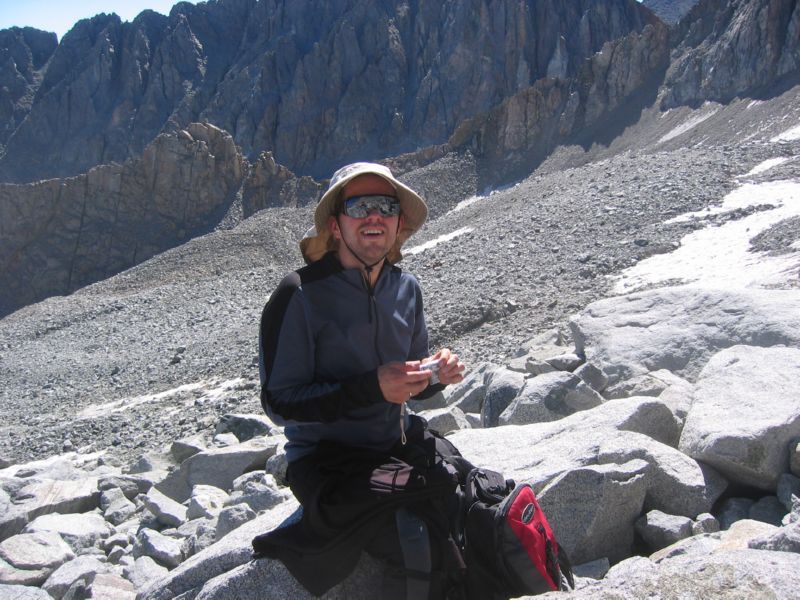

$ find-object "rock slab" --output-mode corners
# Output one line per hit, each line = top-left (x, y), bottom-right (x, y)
(679, 345), (800, 490)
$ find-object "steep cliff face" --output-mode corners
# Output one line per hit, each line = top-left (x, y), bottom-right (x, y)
(204, 0), (659, 177)
(0, 123), (244, 317)
(0, 27), (57, 148)
(389, 20), (671, 185)
(663, 0), (800, 107)
(0, 0), (658, 183)
(242, 152), (323, 216)
(0, 10), (203, 183)
(642, 0), (701, 24)
(2, 0), (799, 316)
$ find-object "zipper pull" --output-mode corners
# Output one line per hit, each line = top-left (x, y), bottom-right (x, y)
(363, 272), (374, 324)
(400, 402), (407, 445)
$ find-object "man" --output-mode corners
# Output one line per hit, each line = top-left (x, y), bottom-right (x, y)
(254, 162), (466, 598)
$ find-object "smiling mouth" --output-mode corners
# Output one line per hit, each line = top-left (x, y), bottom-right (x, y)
(361, 229), (384, 237)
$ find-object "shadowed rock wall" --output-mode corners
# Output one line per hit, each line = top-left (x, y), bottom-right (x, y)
(663, 0), (800, 107)
(387, 21), (671, 185)
(0, 123), (244, 316)
(0, 0), (658, 183)
(0, 27), (57, 148)
(1, 0), (799, 316)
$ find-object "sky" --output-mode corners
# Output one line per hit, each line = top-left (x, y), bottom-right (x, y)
(0, 0), (200, 40)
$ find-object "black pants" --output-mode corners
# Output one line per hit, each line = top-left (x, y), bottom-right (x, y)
(281, 416), (465, 598)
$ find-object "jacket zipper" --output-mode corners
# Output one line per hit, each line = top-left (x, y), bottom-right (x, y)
(362, 271), (383, 363)
(363, 270), (404, 442)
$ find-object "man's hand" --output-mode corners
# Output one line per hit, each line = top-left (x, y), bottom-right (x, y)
(378, 361), (431, 404)
(424, 348), (466, 386)
(378, 350), (466, 404)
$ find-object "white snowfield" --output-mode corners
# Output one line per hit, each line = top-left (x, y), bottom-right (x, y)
(741, 157), (791, 177)
(770, 122), (800, 142)
(404, 227), (473, 255)
(658, 106), (719, 144)
(614, 176), (800, 293)
(77, 378), (247, 419)
(616, 125), (800, 294)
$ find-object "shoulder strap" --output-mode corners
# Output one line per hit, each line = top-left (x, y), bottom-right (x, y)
(467, 468), (514, 505)
(556, 542), (575, 591)
(442, 455), (476, 482)
(395, 508), (432, 600)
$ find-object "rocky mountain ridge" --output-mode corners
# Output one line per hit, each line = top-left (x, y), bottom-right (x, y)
(0, 122), (325, 318)
(0, 124), (239, 316)
(0, 16), (673, 318)
(0, 0), (675, 318)
(0, 27), (57, 148)
(0, 0), (658, 184)
(663, 0), (800, 108)
(4, 0), (800, 318)
(1, 130), (799, 593)
(0, 0), (799, 597)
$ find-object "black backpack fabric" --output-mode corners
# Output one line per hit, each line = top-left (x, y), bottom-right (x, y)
(447, 458), (574, 599)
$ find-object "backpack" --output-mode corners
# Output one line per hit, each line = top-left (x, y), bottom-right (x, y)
(449, 459), (574, 599)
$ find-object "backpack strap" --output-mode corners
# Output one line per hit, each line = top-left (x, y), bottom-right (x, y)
(395, 508), (432, 600)
(442, 455), (476, 482)
(556, 542), (575, 591)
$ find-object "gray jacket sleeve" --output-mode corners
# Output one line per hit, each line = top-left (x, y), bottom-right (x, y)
(258, 273), (384, 424)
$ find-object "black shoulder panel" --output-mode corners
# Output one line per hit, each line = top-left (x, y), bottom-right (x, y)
(258, 253), (342, 414)
(259, 271), (301, 401)
(297, 251), (342, 285)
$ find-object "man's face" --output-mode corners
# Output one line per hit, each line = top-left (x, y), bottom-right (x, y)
(329, 174), (404, 268)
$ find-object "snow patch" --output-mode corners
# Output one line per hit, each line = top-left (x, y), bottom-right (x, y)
(771, 124), (800, 142)
(77, 378), (247, 419)
(405, 227), (473, 255)
(740, 157), (791, 178)
(664, 183), (765, 224)
(0, 451), (109, 478)
(614, 180), (800, 293)
(452, 195), (486, 212)
(658, 108), (720, 144)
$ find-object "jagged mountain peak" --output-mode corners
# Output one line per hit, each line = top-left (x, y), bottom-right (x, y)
(2, 0), (799, 318)
(0, 26), (57, 148)
(0, 0), (658, 184)
(663, 0), (800, 108)
(0, 2), (799, 596)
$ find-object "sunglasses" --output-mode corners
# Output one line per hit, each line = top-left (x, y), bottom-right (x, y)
(341, 195), (401, 218)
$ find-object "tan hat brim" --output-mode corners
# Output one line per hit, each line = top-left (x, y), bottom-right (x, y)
(299, 163), (427, 264)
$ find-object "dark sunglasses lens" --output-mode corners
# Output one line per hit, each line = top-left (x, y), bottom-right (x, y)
(343, 195), (400, 218)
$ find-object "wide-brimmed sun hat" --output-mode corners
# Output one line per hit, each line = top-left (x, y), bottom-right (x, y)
(299, 162), (428, 264)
